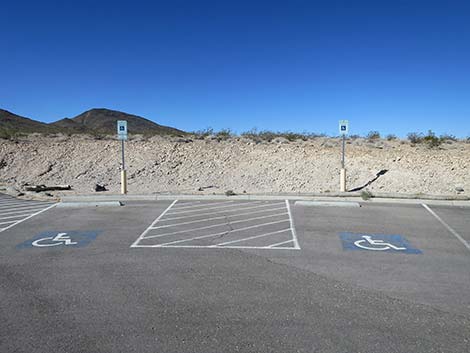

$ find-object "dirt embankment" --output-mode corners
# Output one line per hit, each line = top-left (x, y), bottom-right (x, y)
(0, 134), (469, 197)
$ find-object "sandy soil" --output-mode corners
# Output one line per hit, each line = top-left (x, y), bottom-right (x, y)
(0, 134), (469, 197)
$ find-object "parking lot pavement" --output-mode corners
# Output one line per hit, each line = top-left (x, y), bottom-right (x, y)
(0, 199), (469, 353)
(421, 204), (470, 247)
(132, 200), (300, 249)
(270, 202), (470, 315)
(0, 194), (56, 233)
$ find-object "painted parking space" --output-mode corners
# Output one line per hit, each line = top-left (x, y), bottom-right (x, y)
(421, 204), (470, 252)
(283, 202), (470, 315)
(131, 200), (300, 249)
(0, 199), (469, 352)
(0, 193), (56, 233)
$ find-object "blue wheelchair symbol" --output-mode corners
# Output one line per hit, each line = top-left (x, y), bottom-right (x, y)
(339, 232), (422, 254)
(17, 230), (102, 249)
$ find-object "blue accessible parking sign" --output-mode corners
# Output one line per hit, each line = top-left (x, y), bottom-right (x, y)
(339, 232), (422, 254)
(17, 230), (102, 249)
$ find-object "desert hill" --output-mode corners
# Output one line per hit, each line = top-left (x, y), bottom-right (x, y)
(0, 109), (52, 134)
(0, 108), (186, 136)
(64, 108), (185, 135)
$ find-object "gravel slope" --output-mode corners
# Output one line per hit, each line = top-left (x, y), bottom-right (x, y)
(0, 134), (468, 197)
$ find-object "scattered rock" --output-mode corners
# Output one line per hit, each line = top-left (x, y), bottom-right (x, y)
(225, 190), (236, 196)
(455, 186), (464, 193)
(94, 184), (108, 192)
(24, 185), (72, 192)
(272, 137), (289, 144)
(4, 186), (24, 197)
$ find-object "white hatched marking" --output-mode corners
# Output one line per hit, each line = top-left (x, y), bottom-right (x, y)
(0, 220), (18, 225)
(0, 214), (33, 220)
(150, 219), (290, 247)
(286, 200), (301, 249)
(0, 203), (57, 233)
(422, 204), (470, 252)
(161, 202), (285, 222)
(130, 200), (178, 247)
(169, 201), (234, 211)
(0, 205), (51, 216)
(131, 200), (300, 250)
(0, 203), (50, 212)
(267, 239), (295, 248)
(214, 228), (291, 246)
(144, 212), (288, 239)
(144, 245), (298, 250)
(152, 206), (287, 229)
(0, 201), (53, 209)
(166, 201), (263, 216)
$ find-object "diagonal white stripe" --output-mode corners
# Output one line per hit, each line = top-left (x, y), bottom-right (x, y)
(169, 201), (234, 211)
(161, 202), (285, 222)
(154, 219), (290, 246)
(266, 239), (295, 248)
(0, 203), (57, 233)
(152, 206), (287, 229)
(130, 200), (178, 247)
(422, 204), (470, 252)
(165, 201), (263, 216)
(214, 228), (291, 246)
(0, 205), (51, 216)
(144, 212), (288, 239)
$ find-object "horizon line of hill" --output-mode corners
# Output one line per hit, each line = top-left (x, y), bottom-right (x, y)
(0, 107), (468, 142)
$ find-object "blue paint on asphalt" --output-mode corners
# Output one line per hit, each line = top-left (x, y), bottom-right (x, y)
(17, 230), (102, 249)
(339, 232), (422, 254)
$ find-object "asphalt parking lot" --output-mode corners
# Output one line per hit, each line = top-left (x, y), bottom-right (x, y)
(1, 195), (469, 353)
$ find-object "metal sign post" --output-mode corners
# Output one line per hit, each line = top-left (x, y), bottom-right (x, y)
(338, 120), (349, 192)
(117, 120), (128, 194)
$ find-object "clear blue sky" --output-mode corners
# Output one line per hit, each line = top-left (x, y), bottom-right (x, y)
(1, 0), (469, 137)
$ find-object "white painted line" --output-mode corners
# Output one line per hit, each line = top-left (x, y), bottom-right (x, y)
(286, 200), (301, 249)
(0, 203), (52, 211)
(0, 220), (18, 225)
(161, 202), (285, 222)
(214, 228), (291, 246)
(0, 205), (51, 216)
(0, 203), (57, 234)
(144, 212), (289, 239)
(171, 201), (201, 207)
(152, 206), (287, 229)
(422, 204), (470, 252)
(165, 201), (263, 216)
(0, 201), (53, 208)
(169, 201), (234, 211)
(133, 244), (299, 250)
(295, 201), (360, 207)
(267, 239), (295, 248)
(153, 219), (290, 246)
(130, 200), (178, 247)
(0, 213), (34, 220)
(0, 199), (20, 203)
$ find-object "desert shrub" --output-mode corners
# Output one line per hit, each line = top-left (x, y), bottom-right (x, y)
(215, 128), (233, 140)
(423, 130), (441, 148)
(466, 136), (470, 143)
(0, 128), (22, 141)
(192, 127), (214, 139)
(386, 134), (397, 141)
(439, 133), (457, 142)
(366, 131), (380, 141)
(349, 134), (361, 139)
(361, 190), (373, 200)
(407, 132), (423, 144)
(241, 129), (325, 142)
